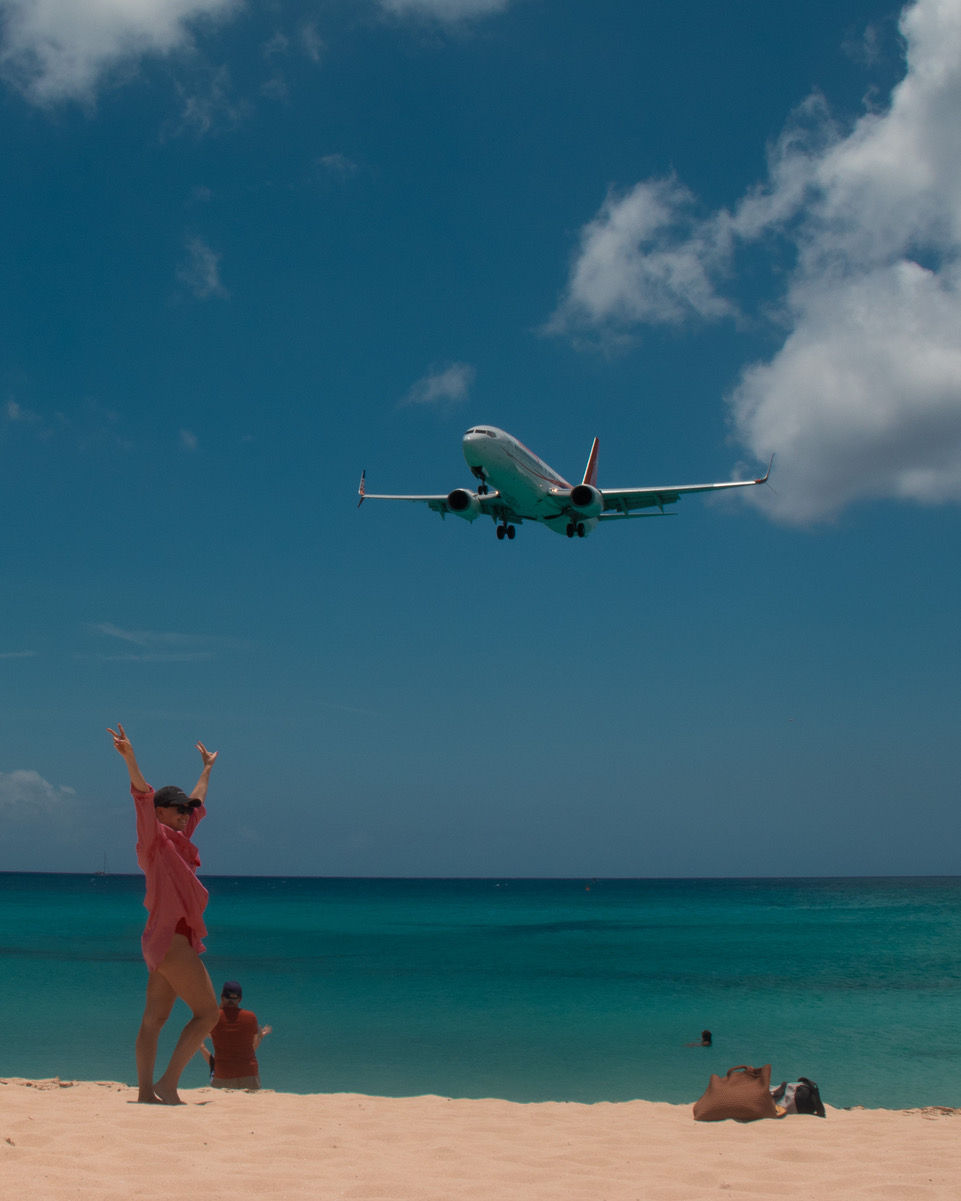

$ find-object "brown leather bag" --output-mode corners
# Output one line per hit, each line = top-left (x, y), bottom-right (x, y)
(692, 1064), (779, 1121)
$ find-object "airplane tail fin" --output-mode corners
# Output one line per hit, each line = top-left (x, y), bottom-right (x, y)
(582, 437), (599, 487)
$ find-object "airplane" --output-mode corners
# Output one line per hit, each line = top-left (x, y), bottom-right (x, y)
(357, 425), (771, 540)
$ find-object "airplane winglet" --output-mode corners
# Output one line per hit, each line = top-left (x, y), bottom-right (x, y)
(582, 437), (599, 487)
(357, 470), (366, 508)
(755, 454), (774, 485)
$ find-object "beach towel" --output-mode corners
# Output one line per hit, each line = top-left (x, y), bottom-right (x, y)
(692, 1064), (779, 1122)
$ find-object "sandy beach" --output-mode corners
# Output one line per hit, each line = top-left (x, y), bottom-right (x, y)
(2, 1078), (958, 1201)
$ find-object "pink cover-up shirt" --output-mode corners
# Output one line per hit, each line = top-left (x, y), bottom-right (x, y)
(133, 784), (209, 971)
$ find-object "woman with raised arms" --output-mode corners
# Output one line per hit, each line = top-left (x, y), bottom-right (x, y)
(108, 723), (221, 1104)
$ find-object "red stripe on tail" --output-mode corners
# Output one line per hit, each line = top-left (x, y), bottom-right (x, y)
(582, 438), (599, 487)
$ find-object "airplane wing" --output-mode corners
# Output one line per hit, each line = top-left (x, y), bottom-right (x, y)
(357, 473), (522, 522)
(596, 461), (772, 519)
(358, 491), (451, 512)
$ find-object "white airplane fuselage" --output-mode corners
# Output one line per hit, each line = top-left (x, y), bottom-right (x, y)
(462, 426), (596, 536)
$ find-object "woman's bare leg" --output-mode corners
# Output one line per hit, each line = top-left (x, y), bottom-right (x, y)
(136, 970), (177, 1103)
(151, 934), (220, 1105)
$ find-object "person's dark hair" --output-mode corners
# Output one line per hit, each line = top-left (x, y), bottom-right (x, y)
(701, 1030), (712, 1045)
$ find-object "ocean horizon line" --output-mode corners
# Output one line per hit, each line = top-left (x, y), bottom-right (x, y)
(2, 870), (959, 882)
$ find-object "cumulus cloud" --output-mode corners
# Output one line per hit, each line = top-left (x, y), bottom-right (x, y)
(317, 153), (359, 182)
(3, 396), (131, 450)
(0, 768), (119, 870)
(0, 769), (76, 816)
(0, 0), (239, 104)
(378, 0), (511, 21)
(550, 0), (961, 524)
(171, 63), (248, 136)
(545, 176), (736, 340)
(4, 398), (42, 425)
(177, 236), (228, 298)
(403, 362), (476, 407)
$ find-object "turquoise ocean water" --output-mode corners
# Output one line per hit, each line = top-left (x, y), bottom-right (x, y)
(2, 874), (960, 1109)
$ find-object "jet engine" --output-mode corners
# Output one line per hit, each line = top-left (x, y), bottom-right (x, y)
(446, 488), (482, 521)
(569, 483), (605, 517)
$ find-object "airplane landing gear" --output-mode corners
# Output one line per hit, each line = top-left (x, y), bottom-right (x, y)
(566, 522), (586, 538)
(478, 484), (488, 494)
(496, 523), (515, 541)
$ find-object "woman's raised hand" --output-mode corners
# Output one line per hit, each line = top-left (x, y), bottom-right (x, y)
(108, 723), (134, 758)
(196, 741), (218, 768)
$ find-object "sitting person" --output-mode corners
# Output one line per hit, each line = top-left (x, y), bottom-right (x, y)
(198, 980), (271, 1090)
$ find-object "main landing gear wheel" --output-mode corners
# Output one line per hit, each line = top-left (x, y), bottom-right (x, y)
(566, 522), (586, 538)
(496, 524), (516, 541)
(478, 484), (488, 494)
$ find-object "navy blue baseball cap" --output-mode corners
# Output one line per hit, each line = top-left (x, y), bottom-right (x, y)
(153, 786), (201, 809)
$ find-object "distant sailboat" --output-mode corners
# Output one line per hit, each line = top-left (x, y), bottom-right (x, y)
(94, 853), (108, 877)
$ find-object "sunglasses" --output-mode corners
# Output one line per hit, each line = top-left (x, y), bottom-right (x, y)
(160, 802), (201, 815)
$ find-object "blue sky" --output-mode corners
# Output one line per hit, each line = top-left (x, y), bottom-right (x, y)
(2, 0), (960, 877)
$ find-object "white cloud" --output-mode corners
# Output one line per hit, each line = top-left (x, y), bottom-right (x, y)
(546, 177), (735, 341)
(0, 769), (119, 870)
(3, 396), (131, 449)
(0, 650), (38, 658)
(0, 769), (76, 815)
(177, 236), (228, 298)
(300, 22), (325, 63)
(180, 428), (199, 451)
(317, 153), (359, 182)
(403, 362), (476, 406)
(550, 0), (961, 524)
(0, 0), (239, 104)
(378, 0), (511, 21)
(171, 63), (248, 136)
(86, 621), (250, 660)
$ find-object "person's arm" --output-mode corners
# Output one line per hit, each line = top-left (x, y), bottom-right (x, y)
(253, 1023), (272, 1050)
(197, 1042), (213, 1067)
(107, 724), (149, 793)
(190, 741), (218, 803)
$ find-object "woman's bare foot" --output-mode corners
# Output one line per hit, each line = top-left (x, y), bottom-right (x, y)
(136, 1088), (164, 1104)
(153, 1079), (185, 1105)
